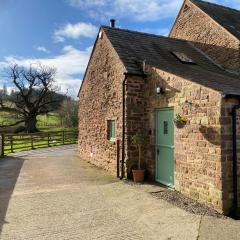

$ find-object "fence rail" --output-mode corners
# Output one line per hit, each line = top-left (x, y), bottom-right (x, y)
(1, 130), (78, 156)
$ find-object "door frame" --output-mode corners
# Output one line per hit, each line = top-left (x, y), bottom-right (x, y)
(155, 107), (175, 187)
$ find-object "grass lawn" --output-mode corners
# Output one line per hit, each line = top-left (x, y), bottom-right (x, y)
(37, 113), (61, 128)
(39, 127), (77, 132)
(0, 112), (19, 126)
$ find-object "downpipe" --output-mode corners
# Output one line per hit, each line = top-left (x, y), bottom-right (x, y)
(120, 75), (127, 180)
(231, 104), (240, 219)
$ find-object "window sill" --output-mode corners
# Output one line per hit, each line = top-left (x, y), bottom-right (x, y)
(109, 138), (116, 144)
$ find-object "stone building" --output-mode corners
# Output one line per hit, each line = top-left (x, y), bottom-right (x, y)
(78, 0), (240, 216)
(170, 0), (240, 72)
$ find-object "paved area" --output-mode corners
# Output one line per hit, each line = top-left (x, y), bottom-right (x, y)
(0, 145), (239, 240)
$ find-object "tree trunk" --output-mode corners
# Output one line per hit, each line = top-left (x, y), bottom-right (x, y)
(138, 145), (141, 169)
(25, 116), (38, 133)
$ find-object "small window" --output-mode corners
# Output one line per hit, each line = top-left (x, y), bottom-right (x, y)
(163, 121), (168, 134)
(171, 51), (196, 64)
(107, 120), (116, 141)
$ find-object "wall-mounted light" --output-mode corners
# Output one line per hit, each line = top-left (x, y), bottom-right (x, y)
(156, 86), (162, 94)
(156, 86), (171, 95)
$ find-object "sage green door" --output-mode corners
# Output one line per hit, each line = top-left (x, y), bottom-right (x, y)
(156, 108), (174, 187)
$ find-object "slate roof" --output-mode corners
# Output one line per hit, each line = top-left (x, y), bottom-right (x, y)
(191, 0), (240, 39)
(102, 26), (240, 96)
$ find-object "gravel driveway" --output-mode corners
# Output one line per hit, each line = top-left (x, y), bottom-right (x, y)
(0, 145), (239, 239)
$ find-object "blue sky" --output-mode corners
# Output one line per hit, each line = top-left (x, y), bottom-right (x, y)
(0, 0), (239, 96)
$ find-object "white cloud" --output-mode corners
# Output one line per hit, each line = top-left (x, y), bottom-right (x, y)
(0, 45), (92, 97)
(67, 0), (182, 22)
(116, 0), (181, 21)
(69, 0), (106, 8)
(35, 46), (50, 53)
(67, 0), (240, 21)
(54, 22), (98, 42)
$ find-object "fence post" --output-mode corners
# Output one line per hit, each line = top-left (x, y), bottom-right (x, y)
(47, 133), (50, 147)
(10, 135), (13, 153)
(0, 134), (4, 157)
(31, 135), (34, 149)
(116, 139), (120, 178)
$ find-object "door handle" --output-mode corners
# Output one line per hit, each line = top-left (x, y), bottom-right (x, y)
(157, 149), (159, 155)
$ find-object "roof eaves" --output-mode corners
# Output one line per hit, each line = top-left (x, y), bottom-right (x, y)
(225, 94), (240, 99)
(124, 71), (147, 77)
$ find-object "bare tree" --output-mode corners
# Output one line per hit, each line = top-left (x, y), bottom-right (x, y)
(0, 63), (63, 133)
(58, 98), (78, 128)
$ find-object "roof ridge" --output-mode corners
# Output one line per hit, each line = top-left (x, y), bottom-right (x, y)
(191, 0), (240, 13)
(101, 25), (189, 43)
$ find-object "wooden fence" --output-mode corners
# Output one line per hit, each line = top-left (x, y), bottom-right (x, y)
(1, 130), (78, 156)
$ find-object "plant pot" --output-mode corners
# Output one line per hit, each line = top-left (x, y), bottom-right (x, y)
(173, 120), (187, 128)
(132, 169), (145, 183)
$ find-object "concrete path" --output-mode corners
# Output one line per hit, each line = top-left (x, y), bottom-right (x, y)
(0, 145), (239, 239)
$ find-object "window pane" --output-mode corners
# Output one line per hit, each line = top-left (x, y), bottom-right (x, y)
(111, 120), (115, 139)
(171, 51), (195, 64)
(113, 121), (115, 138)
(164, 121), (168, 134)
(107, 120), (116, 140)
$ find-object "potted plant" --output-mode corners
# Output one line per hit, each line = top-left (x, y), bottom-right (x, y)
(173, 113), (188, 128)
(131, 133), (147, 183)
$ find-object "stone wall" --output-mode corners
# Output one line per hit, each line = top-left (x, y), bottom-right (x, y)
(125, 75), (146, 177)
(78, 29), (125, 175)
(126, 66), (226, 212)
(170, 0), (240, 72)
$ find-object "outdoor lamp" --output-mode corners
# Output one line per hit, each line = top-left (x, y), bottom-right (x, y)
(156, 86), (161, 94)
(156, 86), (171, 95)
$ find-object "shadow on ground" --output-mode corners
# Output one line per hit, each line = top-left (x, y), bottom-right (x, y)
(0, 156), (24, 235)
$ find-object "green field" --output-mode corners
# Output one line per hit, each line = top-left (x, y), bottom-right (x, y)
(0, 112), (73, 132)
(0, 112), (18, 126)
(0, 112), (61, 127)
